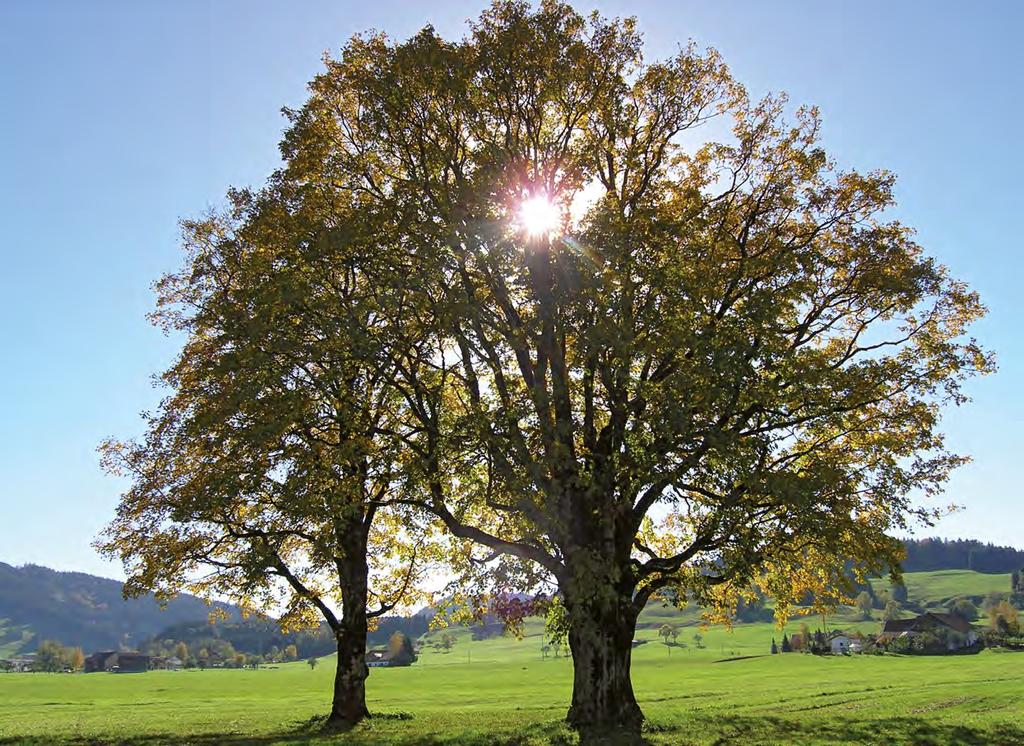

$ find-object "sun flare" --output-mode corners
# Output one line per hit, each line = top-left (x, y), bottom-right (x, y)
(517, 193), (561, 238)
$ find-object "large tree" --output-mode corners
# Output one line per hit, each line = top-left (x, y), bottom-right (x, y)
(278, 1), (990, 732)
(98, 181), (433, 726)
(101, 0), (990, 736)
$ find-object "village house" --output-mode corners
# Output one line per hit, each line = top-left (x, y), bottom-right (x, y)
(2, 654), (36, 672)
(84, 651), (118, 673)
(84, 651), (152, 673)
(881, 612), (979, 651)
(829, 634), (853, 654)
(365, 648), (391, 668)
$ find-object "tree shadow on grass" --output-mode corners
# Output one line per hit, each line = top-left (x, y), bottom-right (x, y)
(2, 715), (1020, 746)
(686, 715), (1024, 746)
(0, 716), (586, 746)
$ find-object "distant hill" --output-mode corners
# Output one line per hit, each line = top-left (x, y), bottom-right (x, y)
(902, 538), (1024, 574)
(3, 536), (1020, 657)
(0, 562), (236, 655)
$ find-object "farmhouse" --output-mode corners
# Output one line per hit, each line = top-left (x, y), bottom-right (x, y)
(84, 651), (152, 673)
(365, 648), (391, 667)
(84, 651), (118, 673)
(881, 612), (979, 650)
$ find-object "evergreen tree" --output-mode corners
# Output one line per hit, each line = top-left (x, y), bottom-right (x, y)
(770, 638), (778, 654)
(781, 633), (791, 653)
(891, 583), (909, 603)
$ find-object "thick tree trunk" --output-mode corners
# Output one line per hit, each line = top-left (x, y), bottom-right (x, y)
(563, 585), (643, 737)
(326, 527), (371, 728)
(328, 615), (369, 727)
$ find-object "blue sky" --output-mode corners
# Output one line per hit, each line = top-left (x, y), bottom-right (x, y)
(1, 1), (1021, 578)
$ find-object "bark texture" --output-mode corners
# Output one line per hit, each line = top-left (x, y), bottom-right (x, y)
(326, 528), (371, 727)
(563, 572), (643, 735)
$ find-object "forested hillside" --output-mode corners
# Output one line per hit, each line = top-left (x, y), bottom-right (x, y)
(902, 538), (1024, 573)
(2, 536), (1021, 657)
(0, 562), (235, 654)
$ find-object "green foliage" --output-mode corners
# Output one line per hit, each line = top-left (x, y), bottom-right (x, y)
(854, 591), (874, 621)
(891, 583), (909, 604)
(658, 624), (673, 645)
(33, 640), (70, 673)
(988, 601), (1020, 635)
(949, 598), (978, 622)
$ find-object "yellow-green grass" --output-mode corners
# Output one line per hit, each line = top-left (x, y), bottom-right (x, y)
(2, 618), (1022, 745)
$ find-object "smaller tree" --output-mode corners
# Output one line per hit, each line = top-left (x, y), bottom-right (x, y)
(34, 640), (66, 673)
(174, 642), (188, 664)
(989, 600), (1020, 635)
(658, 624), (673, 647)
(283, 644), (298, 662)
(669, 627), (680, 646)
(67, 648), (85, 672)
(983, 591), (1005, 611)
(388, 632), (417, 666)
(1012, 569), (1021, 594)
(308, 657), (318, 670)
(855, 592), (873, 621)
(692, 632), (705, 649)
(770, 638), (778, 655)
(891, 583), (909, 604)
(950, 598), (978, 622)
(781, 633), (791, 653)
(883, 599), (901, 622)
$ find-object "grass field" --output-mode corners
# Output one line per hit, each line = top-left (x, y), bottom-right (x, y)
(2, 612), (1023, 746)
(869, 570), (1012, 607)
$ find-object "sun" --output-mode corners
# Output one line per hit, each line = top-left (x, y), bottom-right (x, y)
(517, 193), (561, 238)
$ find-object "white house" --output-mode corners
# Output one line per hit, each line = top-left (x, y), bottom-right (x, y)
(829, 635), (853, 654)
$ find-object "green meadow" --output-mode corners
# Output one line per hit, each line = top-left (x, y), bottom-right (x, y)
(3, 593), (1023, 746)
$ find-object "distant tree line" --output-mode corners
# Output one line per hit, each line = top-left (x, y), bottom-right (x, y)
(902, 539), (1024, 574)
(0, 640), (85, 672)
(144, 614), (429, 660)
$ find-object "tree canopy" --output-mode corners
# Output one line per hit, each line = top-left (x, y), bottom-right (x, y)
(99, 0), (990, 735)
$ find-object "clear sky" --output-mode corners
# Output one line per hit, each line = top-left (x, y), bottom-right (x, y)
(2, 1), (1021, 578)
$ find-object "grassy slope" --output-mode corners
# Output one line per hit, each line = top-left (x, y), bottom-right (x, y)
(875, 570), (1012, 605)
(2, 608), (1022, 745)
(0, 619), (32, 658)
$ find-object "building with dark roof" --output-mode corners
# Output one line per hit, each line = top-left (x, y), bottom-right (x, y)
(880, 612), (979, 650)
